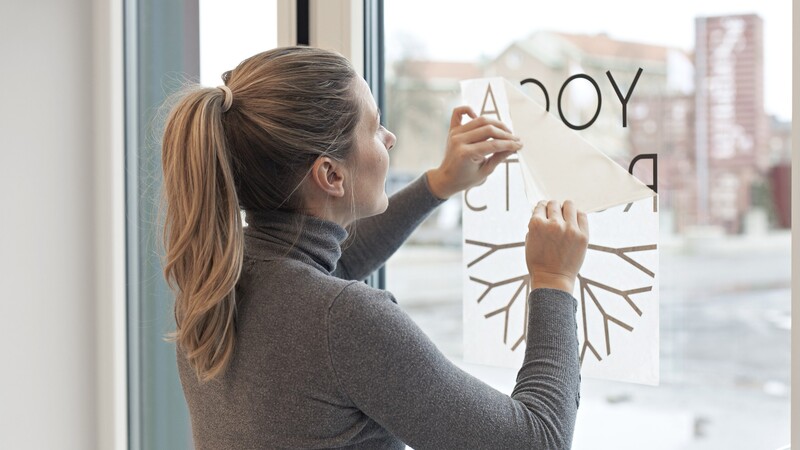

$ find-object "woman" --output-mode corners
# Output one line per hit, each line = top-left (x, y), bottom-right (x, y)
(162, 46), (588, 449)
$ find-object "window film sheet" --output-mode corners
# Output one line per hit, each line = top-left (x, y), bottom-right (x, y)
(461, 77), (659, 385)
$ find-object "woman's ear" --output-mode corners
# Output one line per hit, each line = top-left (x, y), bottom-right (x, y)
(310, 156), (346, 198)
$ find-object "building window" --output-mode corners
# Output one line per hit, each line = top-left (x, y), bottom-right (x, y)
(382, 1), (791, 447)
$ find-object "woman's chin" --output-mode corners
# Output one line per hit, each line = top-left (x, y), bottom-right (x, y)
(355, 195), (389, 221)
(373, 194), (389, 216)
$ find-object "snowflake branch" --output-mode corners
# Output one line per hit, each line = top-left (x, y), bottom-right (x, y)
(465, 239), (525, 268)
(587, 243), (657, 278)
(467, 240), (657, 361)
(581, 276), (651, 316)
(578, 274), (652, 363)
(483, 276), (530, 349)
(469, 274), (529, 304)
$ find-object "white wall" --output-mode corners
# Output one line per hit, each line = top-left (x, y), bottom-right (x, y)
(0, 0), (124, 448)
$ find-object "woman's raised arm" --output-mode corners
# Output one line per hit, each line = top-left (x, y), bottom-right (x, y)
(333, 106), (522, 281)
(328, 197), (588, 448)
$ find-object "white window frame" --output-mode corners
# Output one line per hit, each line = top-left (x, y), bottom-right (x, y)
(93, 0), (127, 448)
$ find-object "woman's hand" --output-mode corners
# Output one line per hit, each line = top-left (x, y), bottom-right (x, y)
(426, 106), (522, 199)
(525, 200), (590, 294)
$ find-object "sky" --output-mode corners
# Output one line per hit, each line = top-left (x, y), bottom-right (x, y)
(385, 0), (792, 121)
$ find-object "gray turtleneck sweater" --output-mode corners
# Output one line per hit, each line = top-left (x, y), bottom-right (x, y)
(177, 175), (580, 450)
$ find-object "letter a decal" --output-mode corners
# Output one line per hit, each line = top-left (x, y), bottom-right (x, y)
(480, 84), (502, 121)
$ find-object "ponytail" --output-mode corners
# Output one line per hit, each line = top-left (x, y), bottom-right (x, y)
(162, 87), (243, 383)
(160, 47), (361, 382)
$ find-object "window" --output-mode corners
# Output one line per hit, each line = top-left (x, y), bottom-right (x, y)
(382, 1), (791, 447)
(125, 1), (277, 448)
(123, 1), (791, 447)
(199, 0), (278, 86)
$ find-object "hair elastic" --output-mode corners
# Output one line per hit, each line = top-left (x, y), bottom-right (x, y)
(218, 85), (233, 112)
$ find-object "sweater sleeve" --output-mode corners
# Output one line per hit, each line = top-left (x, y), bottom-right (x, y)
(327, 284), (580, 450)
(332, 173), (446, 281)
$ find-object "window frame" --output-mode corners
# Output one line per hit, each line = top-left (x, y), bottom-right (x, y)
(94, 0), (128, 448)
(113, 1), (799, 448)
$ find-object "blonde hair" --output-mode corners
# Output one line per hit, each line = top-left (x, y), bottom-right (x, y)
(162, 47), (361, 382)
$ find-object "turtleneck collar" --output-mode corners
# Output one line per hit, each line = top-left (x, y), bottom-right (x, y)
(243, 209), (348, 275)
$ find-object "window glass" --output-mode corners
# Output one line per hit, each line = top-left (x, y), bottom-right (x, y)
(126, 1), (277, 448)
(199, 0), (278, 85)
(383, 1), (791, 447)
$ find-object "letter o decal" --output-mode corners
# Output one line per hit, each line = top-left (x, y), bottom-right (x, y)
(557, 74), (602, 130)
(520, 78), (550, 112)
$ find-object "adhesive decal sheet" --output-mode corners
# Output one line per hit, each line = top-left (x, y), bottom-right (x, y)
(461, 78), (659, 385)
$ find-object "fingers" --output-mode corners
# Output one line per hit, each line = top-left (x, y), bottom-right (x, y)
(448, 111), (521, 161)
(457, 124), (518, 146)
(532, 200), (547, 220)
(560, 199), (589, 236)
(562, 200), (578, 226)
(468, 139), (523, 156)
(443, 108), (527, 197)
(533, 200), (560, 221)
(533, 199), (587, 232)
(577, 210), (589, 236)
(450, 106), (478, 129)
(546, 200), (563, 222)
(481, 151), (515, 175)
(526, 198), (588, 294)
(455, 114), (512, 135)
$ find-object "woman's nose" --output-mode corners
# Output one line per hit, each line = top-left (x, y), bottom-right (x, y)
(386, 130), (397, 151)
